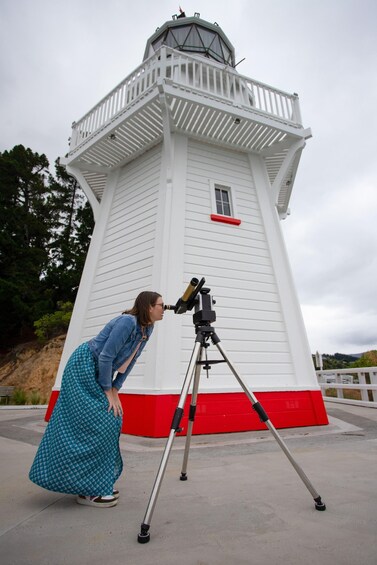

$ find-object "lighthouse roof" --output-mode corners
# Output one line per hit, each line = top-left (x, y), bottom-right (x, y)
(143, 14), (235, 66)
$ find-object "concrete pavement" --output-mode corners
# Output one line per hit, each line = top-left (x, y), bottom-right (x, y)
(1, 403), (377, 565)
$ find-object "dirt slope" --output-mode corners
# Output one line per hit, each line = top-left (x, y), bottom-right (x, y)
(0, 335), (66, 401)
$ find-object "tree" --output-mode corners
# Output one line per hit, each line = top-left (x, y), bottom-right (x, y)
(0, 146), (94, 347)
(44, 161), (94, 305)
(0, 145), (52, 342)
(351, 351), (377, 368)
(34, 301), (73, 342)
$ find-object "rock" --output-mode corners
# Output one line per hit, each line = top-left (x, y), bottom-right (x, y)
(0, 335), (66, 402)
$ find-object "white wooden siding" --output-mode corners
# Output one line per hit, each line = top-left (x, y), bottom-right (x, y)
(182, 139), (294, 390)
(80, 145), (161, 348)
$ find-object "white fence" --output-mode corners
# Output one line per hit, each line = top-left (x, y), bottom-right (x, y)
(317, 367), (377, 408)
(70, 46), (302, 150)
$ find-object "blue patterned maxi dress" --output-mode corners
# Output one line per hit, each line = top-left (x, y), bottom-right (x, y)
(29, 342), (123, 496)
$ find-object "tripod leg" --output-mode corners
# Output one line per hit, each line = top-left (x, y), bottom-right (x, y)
(138, 341), (203, 544)
(214, 339), (326, 512)
(180, 347), (203, 481)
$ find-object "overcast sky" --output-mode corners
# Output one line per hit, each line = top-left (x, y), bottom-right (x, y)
(1, 0), (376, 355)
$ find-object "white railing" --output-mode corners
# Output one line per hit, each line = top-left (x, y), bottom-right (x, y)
(70, 51), (162, 149)
(317, 367), (377, 407)
(163, 48), (301, 122)
(70, 47), (302, 151)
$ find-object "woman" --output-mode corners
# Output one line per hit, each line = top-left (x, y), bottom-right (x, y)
(29, 291), (164, 508)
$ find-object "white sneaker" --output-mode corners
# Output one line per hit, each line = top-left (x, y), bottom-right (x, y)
(76, 495), (118, 508)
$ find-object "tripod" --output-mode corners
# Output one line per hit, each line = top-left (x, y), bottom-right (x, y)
(138, 287), (326, 543)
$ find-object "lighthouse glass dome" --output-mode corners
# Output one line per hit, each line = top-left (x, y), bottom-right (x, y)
(144, 15), (235, 66)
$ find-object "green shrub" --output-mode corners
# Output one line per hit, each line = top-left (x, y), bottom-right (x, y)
(34, 301), (73, 342)
(29, 390), (42, 405)
(12, 388), (28, 405)
(350, 350), (377, 368)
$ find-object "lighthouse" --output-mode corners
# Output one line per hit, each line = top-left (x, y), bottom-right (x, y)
(47, 13), (328, 436)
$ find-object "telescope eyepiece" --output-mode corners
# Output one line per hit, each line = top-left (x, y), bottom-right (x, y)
(164, 304), (175, 311)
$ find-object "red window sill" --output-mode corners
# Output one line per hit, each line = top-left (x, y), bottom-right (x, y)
(210, 214), (241, 226)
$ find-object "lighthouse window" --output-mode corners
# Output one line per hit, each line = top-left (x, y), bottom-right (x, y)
(210, 181), (241, 225)
(215, 185), (232, 216)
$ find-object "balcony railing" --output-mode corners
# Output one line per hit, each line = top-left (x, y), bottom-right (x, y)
(317, 367), (377, 407)
(70, 46), (302, 152)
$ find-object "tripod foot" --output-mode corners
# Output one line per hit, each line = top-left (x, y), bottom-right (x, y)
(314, 496), (326, 511)
(180, 472), (188, 481)
(137, 524), (150, 544)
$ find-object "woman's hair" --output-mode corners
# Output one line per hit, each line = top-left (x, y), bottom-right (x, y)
(123, 291), (162, 326)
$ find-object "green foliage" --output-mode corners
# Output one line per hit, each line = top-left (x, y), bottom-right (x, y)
(4, 389), (46, 405)
(312, 352), (359, 370)
(44, 161), (94, 305)
(323, 355), (354, 370)
(29, 390), (45, 405)
(350, 350), (377, 368)
(0, 145), (94, 347)
(313, 351), (377, 370)
(12, 388), (28, 405)
(34, 301), (73, 342)
(0, 145), (52, 341)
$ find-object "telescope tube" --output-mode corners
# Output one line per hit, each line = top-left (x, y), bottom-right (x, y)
(181, 278), (199, 302)
(175, 278), (199, 314)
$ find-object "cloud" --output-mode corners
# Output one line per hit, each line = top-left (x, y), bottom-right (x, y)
(284, 173), (377, 353)
(0, 0), (376, 354)
(302, 303), (377, 354)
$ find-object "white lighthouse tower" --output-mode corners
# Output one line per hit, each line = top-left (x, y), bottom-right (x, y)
(47, 13), (328, 436)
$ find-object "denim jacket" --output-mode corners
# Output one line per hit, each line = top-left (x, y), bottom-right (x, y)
(87, 314), (153, 391)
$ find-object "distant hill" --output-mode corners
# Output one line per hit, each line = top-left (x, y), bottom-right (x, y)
(313, 351), (377, 370)
(314, 352), (358, 370)
(333, 353), (360, 362)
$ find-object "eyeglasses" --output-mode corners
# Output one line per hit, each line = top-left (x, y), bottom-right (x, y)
(154, 303), (164, 308)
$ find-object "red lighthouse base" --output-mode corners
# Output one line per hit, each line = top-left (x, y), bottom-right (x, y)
(45, 389), (328, 437)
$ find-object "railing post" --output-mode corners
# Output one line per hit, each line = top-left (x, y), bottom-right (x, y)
(336, 373), (344, 399)
(370, 371), (377, 402)
(70, 122), (78, 149)
(292, 94), (302, 125)
(159, 46), (167, 81)
(358, 372), (370, 402)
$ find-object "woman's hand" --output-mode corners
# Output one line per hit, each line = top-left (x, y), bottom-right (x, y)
(104, 389), (123, 418)
(112, 387), (123, 418)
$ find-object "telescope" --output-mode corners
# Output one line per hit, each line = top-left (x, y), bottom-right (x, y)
(164, 277), (206, 314)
